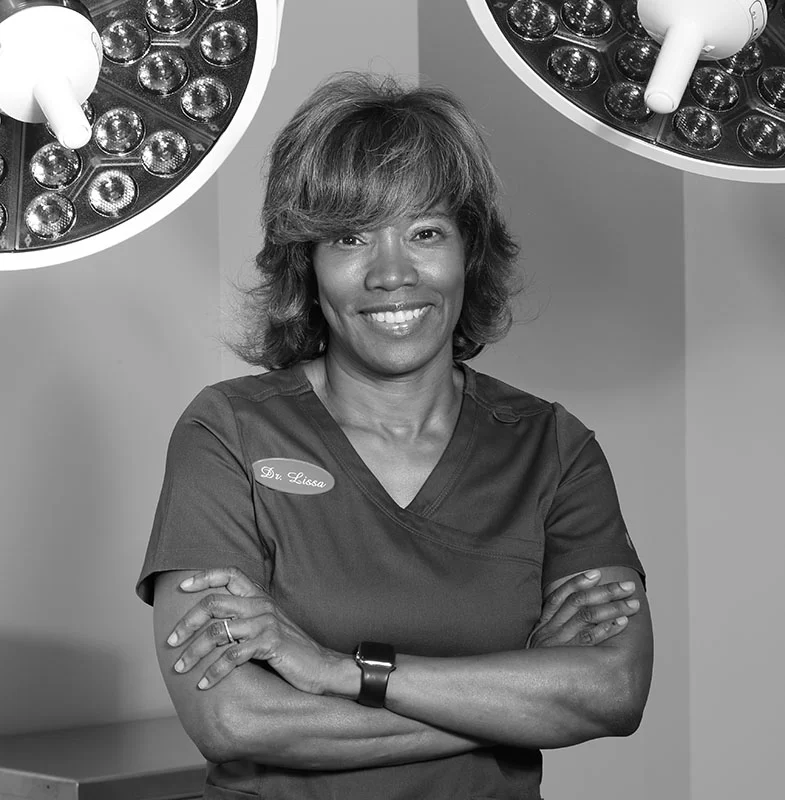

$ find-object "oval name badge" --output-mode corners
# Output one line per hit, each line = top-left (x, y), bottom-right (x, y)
(252, 458), (335, 495)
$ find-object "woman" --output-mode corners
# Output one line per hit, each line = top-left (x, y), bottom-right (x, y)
(137, 72), (652, 800)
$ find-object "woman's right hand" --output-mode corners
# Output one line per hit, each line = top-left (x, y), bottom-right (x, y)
(526, 570), (641, 649)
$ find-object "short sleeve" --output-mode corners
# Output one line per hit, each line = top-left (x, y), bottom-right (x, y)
(135, 387), (270, 606)
(542, 403), (645, 589)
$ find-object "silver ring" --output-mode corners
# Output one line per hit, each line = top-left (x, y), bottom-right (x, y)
(222, 618), (237, 646)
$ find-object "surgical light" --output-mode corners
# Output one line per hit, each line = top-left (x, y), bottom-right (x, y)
(465, 0), (785, 181)
(0, 0), (284, 270)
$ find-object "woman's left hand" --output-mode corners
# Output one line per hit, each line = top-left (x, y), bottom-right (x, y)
(167, 567), (347, 693)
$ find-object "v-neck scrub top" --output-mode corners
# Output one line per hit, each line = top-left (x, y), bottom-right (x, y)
(137, 363), (644, 800)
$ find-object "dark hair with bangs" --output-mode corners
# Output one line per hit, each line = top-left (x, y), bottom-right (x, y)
(230, 71), (521, 369)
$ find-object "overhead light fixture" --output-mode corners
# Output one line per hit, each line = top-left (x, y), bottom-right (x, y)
(465, 0), (785, 182)
(0, 0), (284, 270)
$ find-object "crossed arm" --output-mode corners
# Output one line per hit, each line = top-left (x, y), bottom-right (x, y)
(153, 564), (652, 769)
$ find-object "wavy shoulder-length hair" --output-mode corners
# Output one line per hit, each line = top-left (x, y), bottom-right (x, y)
(230, 71), (521, 369)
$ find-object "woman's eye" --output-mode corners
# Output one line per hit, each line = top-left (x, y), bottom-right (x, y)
(414, 228), (441, 241)
(335, 235), (361, 246)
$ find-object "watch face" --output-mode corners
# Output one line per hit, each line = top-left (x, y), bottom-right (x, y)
(356, 641), (396, 667)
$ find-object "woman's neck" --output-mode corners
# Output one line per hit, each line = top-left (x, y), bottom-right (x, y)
(303, 354), (464, 441)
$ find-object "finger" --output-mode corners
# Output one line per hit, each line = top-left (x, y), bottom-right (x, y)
(196, 640), (259, 689)
(574, 616), (628, 646)
(556, 598), (640, 641)
(545, 580), (637, 629)
(173, 616), (265, 673)
(179, 566), (264, 597)
(538, 571), (602, 627)
(197, 628), (282, 690)
(167, 593), (270, 647)
(531, 598), (639, 648)
(577, 582), (637, 607)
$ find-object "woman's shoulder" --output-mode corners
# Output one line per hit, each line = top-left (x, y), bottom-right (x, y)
(464, 364), (553, 418)
(464, 364), (592, 434)
(176, 365), (310, 426)
(191, 365), (307, 405)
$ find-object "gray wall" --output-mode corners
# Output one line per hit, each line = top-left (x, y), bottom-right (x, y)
(419, 1), (689, 798)
(0, 184), (222, 732)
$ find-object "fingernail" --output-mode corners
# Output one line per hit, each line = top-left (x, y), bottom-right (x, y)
(180, 577), (194, 589)
(620, 581), (635, 591)
(627, 599), (640, 611)
(167, 633), (178, 646)
(615, 616), (628, 626)
(174, 659), (185, 673)
(197, 678), (209, 690)
(584, 570), (601, 580)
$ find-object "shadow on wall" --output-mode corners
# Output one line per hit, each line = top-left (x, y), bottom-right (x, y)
(0, 635), (124, 736)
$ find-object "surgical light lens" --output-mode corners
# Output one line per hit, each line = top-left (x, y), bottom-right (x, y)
(102, 19), (151, 64)
(30, 144), (81, 189)
(690, 67), (740, 112)
(605, 81), (652, 122)
(199, 0), (240, 7)
(507, 0), (558, 42)
(141, 130), (190, 175)
(720, 42), (763, 76)
(25, 193), (75, 240)
(94, 108), (145, 154)
(615, 40), (659, 82)
(145, 0), (197, 33)
(548, 45), (600, 89)
(561, 0), (613, 38)
(138, 51), (189, 95)
(618, 0), (648, 38)
(738, 115), (785, 159)
(88, 170), (138, 216)
(181, 77), (231, 120)
(758, 66), (785, 110)
(200, 21), (250, 64)
(673, 107), (722, 150)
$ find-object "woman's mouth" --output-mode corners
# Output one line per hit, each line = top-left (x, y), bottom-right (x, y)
(362, 305), (432, 335)
(367, 307), (429, 324)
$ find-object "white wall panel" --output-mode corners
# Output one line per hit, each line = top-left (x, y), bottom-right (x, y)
(685, 177), (785, 800)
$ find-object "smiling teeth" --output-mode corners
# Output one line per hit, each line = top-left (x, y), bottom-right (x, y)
(369, 307), (427, 323)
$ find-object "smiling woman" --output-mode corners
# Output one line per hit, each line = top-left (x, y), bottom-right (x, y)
(309, 204), (465, 377)
(228, 72), (521, 370)
(136, 72), (653, 800)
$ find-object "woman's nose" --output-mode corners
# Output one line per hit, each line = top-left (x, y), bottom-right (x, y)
(365, 241), (418, 291)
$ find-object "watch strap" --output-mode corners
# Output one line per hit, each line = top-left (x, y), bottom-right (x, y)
(355, 641), (396, 708)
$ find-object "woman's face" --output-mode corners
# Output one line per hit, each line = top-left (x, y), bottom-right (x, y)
(311, 204), (465, 379)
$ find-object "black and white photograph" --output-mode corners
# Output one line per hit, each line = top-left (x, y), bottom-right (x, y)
(0, 2), (782, 798)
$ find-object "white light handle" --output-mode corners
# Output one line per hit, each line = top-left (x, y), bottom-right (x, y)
(33, 72), (92, 149)
(0, 4), (102, 148)
(644, 22), (705, 114)
(638, 0), (768, 114)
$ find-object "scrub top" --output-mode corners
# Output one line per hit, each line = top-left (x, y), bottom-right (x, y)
(137, 362), (644, 800)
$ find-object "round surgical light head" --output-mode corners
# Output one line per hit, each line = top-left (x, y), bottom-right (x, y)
(0, 0), (285, 270)
(465, 0), (785, 181)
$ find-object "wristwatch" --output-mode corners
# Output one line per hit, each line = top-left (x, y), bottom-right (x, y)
(354, 641), (396, 708)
